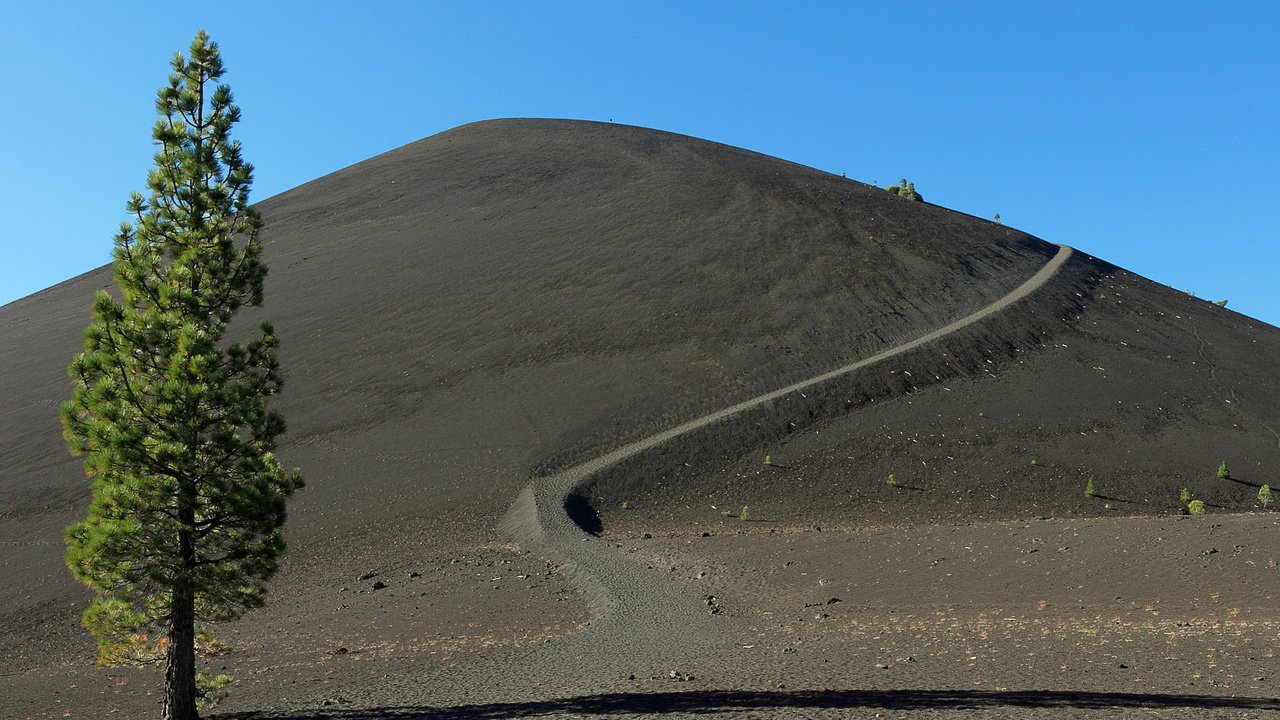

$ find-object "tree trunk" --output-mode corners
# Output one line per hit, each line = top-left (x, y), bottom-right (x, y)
(163, 560), (199, 719)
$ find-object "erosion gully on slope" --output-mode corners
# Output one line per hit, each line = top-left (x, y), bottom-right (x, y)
(335, 245), (1074, 709)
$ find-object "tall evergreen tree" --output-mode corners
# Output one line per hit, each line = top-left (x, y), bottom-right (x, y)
(62, 31), (302, 720)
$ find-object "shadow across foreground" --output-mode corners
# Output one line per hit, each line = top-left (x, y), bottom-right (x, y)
(222, 688), (1280, 719)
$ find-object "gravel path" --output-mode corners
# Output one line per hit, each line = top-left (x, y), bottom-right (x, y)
(345, 245), (1074, 709)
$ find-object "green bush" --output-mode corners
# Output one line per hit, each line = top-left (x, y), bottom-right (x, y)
(1084, 479), (1097, 498)
(886, 474), (897, 486)
(1217, 461), (1230, 479)
(1259, 484), (1273, 509)
(739, 505), (750, 522)
(1188, 499), (1207, 516)
(886, 178), (924, 201)
(1179, 487), (1192, 504)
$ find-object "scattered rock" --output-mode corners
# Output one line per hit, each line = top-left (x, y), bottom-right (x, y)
(333, 647), (348, 655)
(667, 670), (695, 682)
(358, 571), (377, 581)
(642, 533), (653, 539)
(777, 682), (786, 689)
(826, 597), (842, 605)
(409, 571), (421, 578)
(700, 531), (712, 537)
(372, 580), (387, 590)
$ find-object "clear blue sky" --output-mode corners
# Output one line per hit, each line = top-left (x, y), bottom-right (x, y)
(2, 2), (1277, 325)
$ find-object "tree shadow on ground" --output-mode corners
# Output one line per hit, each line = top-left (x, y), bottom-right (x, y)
(1223, 475), (1262, 489)
(220, 688), (1280, 719)
(1090, 494), (1134, 504)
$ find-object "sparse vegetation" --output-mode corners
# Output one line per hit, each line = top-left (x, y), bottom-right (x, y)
(886, 178), (923, 201)
(195, 671), (233, 710)
(1217, 461), (1230, 479)
(1259, 484), (1273, 510)
(886, 474), (897, 486)
(1179, 487), (1193, 504)
(621, 500), (629, 510)
(763, 455), (772, 466)
(739, 505), (750, 522)
(1084, 479), (1097, 498)
(1029, 458), (1037, 466)
(1188, 499), (1207, 516)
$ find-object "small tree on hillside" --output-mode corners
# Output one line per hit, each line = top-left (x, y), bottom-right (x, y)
(62, 32), (302, 720)
(886, 178), (924, 201)
(1260, 484), (1273, 510)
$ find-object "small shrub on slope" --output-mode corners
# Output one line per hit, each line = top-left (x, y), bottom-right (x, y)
(886, 178), (924, 201)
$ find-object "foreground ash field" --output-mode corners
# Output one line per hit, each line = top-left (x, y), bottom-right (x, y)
(3, 119), (1278, 718)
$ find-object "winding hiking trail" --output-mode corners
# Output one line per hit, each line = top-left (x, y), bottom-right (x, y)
(357, 245), (1074, 708)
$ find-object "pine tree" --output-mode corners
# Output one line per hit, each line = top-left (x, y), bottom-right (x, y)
(886, 178), (924, 201)
(61, 32), (302, 720)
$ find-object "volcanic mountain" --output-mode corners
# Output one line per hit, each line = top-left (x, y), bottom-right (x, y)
(3, 119), (1278, 717)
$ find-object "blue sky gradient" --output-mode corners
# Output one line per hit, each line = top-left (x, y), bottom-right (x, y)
(2, 2), (1276, 324)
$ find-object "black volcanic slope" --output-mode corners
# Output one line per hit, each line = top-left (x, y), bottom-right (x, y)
(3, 119), (1279, 705)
